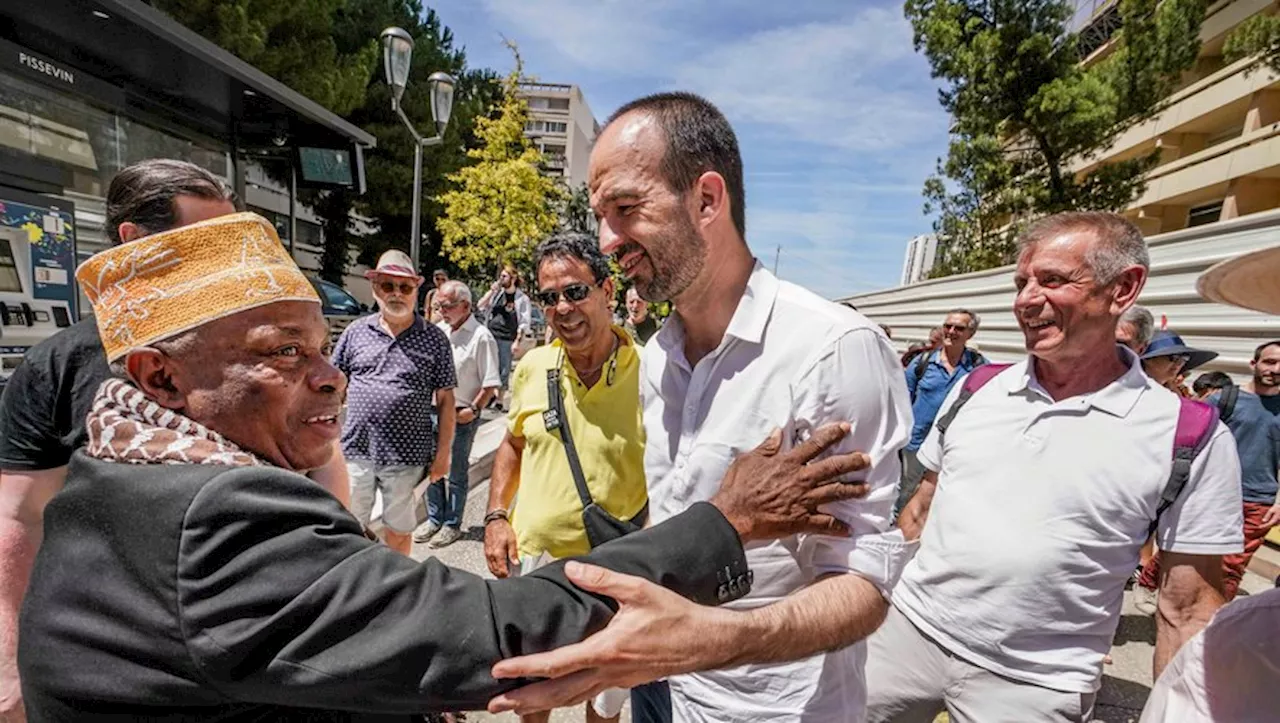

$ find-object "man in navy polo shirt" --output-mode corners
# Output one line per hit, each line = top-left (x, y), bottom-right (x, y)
(898, 309), (986, 515)
(334, 250), (457, 555)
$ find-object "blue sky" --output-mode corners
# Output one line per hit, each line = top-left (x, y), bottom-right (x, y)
(431, 0), (951, 298)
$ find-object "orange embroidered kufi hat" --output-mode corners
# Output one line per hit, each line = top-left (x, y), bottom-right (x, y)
(76, 212), (320, 362)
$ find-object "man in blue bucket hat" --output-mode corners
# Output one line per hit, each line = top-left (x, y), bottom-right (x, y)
(1141, 330), (1218, 395)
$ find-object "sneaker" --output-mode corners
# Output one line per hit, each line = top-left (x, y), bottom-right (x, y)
(413, 520), (442, 543)
(1134, 584), (1158, 616)
(429, 526), (463, 549)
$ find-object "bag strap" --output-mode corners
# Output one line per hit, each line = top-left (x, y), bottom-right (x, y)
(1217, 385), (1239, 424)
(933, 363), (1012, 438)
(545, 368), (595, 511)
(1149, 398), (1219, 537)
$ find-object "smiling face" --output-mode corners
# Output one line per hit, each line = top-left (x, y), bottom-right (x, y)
(589, 112), (706, 303)
(941, 312), (974, 352)
(1013, 230), (1138, 367)
(134, 301), (346, 472)
(537, 254), (614, 353)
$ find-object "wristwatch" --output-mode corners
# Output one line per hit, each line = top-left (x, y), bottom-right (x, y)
(483, 508), (509, 525)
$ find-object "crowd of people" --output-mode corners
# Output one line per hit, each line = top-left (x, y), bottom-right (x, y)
(0, 90), (1275, 723)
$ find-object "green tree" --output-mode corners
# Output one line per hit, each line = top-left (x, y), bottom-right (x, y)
(1225, 14), (1280, 76)
(907, 0), (1207, 276)
(152, 0), (376, 116)
(436, 46), (564, 276)
(558, 182), (596, 235)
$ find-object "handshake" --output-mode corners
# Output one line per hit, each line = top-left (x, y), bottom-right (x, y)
(486, 422), (874, 716)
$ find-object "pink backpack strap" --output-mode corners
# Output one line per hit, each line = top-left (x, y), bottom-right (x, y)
(1150, 398), (1219, 536)
(932, 363), (1013, 438)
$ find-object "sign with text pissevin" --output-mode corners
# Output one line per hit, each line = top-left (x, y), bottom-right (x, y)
(0, 196), (77, 311)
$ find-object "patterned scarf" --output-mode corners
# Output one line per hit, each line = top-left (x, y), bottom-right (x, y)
(86, 379), (267, 468)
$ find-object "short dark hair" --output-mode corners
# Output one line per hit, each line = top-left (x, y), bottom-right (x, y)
(106, 159), (237, 245)
(1253, 340), (1280, 362)
(606, 92), (746, 238)
(534, 233), (612, 285)
(1192, 371), (1234, 395)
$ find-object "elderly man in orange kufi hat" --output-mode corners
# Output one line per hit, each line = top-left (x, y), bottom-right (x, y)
(16, 213), (879, 721)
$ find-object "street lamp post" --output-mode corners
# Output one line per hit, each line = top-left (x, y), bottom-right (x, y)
(380, 27), (456, 272)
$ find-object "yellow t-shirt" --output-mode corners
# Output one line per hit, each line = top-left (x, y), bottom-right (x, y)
(507, 329), (648, 559)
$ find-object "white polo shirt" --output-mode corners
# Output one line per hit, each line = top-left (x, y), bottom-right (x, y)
(643, 263), (915, 723)
(894, 352), (1244, 694)
(437, 314), (500, 407)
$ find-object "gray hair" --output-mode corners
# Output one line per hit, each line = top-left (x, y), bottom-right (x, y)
(1120, 305), (1155, 348)
(437, 279), (472, 306)
(1017, 211), (1149, 285)
(947, 308), (981, 331)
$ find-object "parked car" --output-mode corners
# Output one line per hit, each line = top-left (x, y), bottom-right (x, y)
(309, 277), (366, 343)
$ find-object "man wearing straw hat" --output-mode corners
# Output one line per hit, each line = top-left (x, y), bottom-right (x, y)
(334, 249), (456, 556)
(1139, 241), (1280, 722)
(17, 212), (878, 721)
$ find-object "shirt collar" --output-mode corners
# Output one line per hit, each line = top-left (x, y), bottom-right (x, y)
(723, 261), (778, 345)
(1006, 345), (1147, 417)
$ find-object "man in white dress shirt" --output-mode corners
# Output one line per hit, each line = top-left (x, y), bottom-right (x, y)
(588, 92), (914, 722)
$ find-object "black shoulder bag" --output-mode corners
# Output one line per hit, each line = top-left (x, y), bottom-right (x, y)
(543, 365), (648, 548)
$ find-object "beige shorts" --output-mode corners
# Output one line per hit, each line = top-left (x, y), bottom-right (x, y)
(518, 552), (629, 718)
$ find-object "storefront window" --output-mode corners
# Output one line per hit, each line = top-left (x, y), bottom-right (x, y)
(119, 116), (227, 178)
(0, 71), (119, 196)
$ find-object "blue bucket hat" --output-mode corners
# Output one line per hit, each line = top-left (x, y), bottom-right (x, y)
(1141, 330), (1218, 371)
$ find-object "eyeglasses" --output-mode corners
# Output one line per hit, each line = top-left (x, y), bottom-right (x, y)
(378, 280), (417, 296)
(943, 323), (970, 332)
(431, 300), (463, 311)
(536, 283), (594, 307)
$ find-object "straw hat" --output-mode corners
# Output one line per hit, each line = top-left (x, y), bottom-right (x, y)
(1197, 244), (1280, 315)
(76, 212), (319, 361)
(365, 249), (421, 280)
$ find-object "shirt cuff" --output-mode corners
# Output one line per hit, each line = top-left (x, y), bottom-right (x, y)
(810, 529), (919, 601)
(1159, 538), (1245, 556)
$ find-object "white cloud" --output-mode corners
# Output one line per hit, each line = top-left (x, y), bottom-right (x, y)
(673, 7), (945, 152)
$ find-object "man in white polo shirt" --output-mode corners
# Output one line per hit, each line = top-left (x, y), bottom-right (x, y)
(870, 212), (1244, 723)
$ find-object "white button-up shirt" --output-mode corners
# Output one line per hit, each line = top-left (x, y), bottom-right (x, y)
(437, 314), (500, 407)
(642, 263), (914, 722)
(895, 352), (1244, 694)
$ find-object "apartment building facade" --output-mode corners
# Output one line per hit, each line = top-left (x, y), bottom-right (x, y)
(517, 81), (599, 189)
(1074, 0), (1280, 235)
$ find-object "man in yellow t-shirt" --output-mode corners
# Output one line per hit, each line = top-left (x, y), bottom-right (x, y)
(483, 234), (647, 723)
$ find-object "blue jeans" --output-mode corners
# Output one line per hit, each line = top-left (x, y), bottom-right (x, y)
(495, 337), (515, 390)
(426, 417), (478, 528)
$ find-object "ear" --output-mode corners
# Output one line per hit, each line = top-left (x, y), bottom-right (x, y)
(123, 348), (187, 410)
(601, 275), (615, 300)
(693, 171), (728, 231)
(1110, 265), (1147, 316)
(116, 222), (145, 245)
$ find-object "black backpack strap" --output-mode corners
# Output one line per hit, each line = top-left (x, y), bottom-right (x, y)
(1217, 385), (1239, 424)
(544, 368), (594, 511)
(933, 363), (1011, 439)
(1149, 398), (1219, 537)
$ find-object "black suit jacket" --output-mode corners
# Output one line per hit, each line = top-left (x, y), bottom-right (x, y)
(18, 452), (750, 721)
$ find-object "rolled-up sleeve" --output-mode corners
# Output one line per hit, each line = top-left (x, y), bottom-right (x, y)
(792, 328), (917, 597)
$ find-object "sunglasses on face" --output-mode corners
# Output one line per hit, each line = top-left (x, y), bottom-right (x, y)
(536, 283), (594, 307)
(432, 299), (462, 311)
(943, 323), (970, 332)
(378, 281), (417, 295)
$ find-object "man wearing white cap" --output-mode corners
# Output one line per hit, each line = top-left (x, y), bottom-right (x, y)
(17, 212), (881, 720)
(1139, 245), (1280, 723)
(333, 250), (456, 555)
